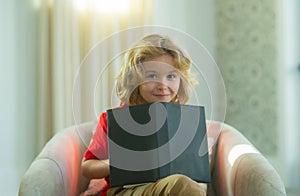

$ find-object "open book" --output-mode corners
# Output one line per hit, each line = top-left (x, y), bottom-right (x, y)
(107, 102), (211, 187)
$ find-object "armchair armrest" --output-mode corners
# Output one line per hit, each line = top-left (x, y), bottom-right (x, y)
(19, 121), (96, 196)
(209, 122), (286, 196)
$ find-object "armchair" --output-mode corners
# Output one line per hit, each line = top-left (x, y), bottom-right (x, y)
(19, 121), (286, 196)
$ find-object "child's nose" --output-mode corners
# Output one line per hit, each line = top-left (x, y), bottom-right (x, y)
(156, 81), (168, 90)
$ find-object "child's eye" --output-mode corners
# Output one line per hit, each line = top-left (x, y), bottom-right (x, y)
(167, 73), (177, 80)
(146, 73), (158, 79)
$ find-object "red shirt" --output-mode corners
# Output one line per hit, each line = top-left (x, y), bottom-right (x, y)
(84, 112), (110, 196)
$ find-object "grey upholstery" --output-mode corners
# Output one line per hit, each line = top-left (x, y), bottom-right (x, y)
(19, 121), (286, 196)
(19, 121), (96, 196)
(207, 123), (286, 196)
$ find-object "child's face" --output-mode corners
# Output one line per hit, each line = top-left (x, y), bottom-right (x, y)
(138, 55), (180, 104)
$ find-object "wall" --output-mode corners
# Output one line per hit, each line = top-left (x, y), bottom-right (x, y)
(215, 0), (300, 190)
(216, 0), (279, 156)
(152, 0), (216, 57)
(0, 0), (36, 195)
(152, 0), (223, 122)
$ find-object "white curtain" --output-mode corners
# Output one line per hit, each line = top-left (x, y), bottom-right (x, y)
(34, 0), (152, 152)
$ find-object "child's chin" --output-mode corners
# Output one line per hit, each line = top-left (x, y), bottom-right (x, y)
(153, 99), (171, 103)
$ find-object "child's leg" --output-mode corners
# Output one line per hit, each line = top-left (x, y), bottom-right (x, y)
(107, 174), (207, 196)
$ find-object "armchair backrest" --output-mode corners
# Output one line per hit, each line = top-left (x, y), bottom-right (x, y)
(19, 121), (286, 196)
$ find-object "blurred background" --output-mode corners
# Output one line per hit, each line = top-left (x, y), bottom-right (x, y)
(1, 0), (299, 195)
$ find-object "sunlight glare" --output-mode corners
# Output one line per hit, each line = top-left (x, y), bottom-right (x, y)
(74, 0), (130, 13)
(228, 144), (259, 166)
(95, 0), (130, 13)
(33, 0), (40, 8)
(74, 0), (88, 12)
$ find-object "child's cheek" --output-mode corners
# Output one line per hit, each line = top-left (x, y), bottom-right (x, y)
(170, 80), (180, 91)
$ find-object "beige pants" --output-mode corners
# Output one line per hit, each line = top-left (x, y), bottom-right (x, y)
(107, 174), (207, 196)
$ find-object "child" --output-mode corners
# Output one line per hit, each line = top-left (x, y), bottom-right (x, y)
(81, 34), (207, 196)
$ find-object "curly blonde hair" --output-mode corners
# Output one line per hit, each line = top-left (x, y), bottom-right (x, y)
(115, 34), (197, 105)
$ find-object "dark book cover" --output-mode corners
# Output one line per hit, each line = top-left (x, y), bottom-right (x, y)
(107, 102), (211, 187)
